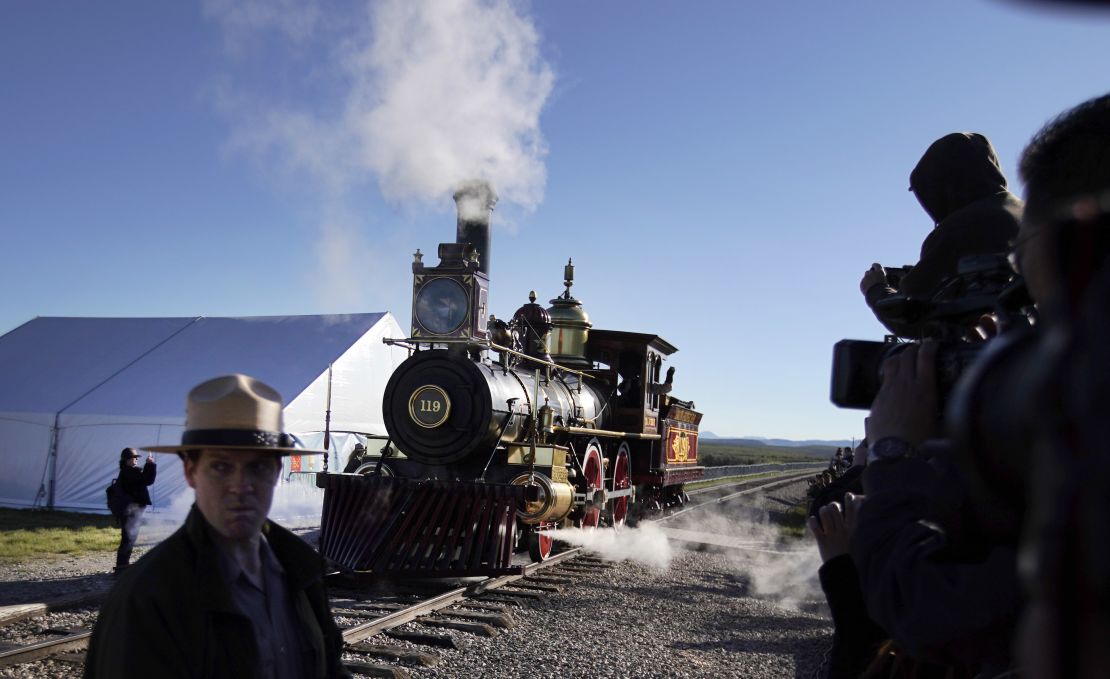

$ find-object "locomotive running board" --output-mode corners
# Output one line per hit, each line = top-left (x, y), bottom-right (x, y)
(318, 474), (527, 577)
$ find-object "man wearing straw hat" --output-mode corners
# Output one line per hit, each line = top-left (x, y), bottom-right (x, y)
(85, 374), (350, 679)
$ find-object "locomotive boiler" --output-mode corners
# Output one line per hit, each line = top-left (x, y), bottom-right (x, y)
(317, 181), (703, 577)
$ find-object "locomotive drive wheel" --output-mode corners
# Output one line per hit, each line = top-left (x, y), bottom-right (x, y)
(608, 444), (631, 528)
(528, 522), (555, 561)
(580, 440), (604, 529)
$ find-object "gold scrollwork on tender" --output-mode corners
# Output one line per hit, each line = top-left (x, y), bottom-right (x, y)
(672, 431), (690, 462)
(408, 385), (451, 428)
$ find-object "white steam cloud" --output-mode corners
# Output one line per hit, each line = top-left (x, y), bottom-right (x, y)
(547, 509), (824, 611)
(547, 523), (674, 570)
(665, 507), (825, 609)
(208, 0), (554, 211)
(351, 0), (554, 209)
(205, 0), (554, 309)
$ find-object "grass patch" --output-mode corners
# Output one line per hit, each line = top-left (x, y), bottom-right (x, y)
(779, 502), (810, 540)
(684, 471), (779, 491)
(0, 509), (120, 562)
(699, 441), (834, 466)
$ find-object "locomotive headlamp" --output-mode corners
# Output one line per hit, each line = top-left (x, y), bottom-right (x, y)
(413, 277), (469, 335)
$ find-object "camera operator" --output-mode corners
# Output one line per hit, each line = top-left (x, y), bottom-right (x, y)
(850, 342), (1022, 677)
(849, 96), (1110, 677)
(861, 133), (1023, 339)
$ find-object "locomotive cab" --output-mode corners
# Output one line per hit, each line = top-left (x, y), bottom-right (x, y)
(587, 330), (676, 435)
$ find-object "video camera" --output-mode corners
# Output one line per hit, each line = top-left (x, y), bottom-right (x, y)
(831, 254), (1034, 410)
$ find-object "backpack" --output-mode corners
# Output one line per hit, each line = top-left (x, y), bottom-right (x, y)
(106, 478), (129, 519)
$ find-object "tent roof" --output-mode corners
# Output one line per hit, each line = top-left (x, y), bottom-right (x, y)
(0, 314), (388, 417)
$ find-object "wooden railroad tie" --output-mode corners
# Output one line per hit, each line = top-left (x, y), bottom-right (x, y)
(558, 562), (613, 571)
(384, 629), (461, 649)
(455, 601), (511, 613)
(418, 618), (498, 637)
(346, 643), (439, 667)
(436, 609), (515, 629)
(509, 581), (562, 594)
(342, 660), (410, 678)
(485, 588), (546, 601)
(523, 575), (576, 585)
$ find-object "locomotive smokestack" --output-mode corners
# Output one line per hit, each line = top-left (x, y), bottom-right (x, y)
(453, 180), (498, 275)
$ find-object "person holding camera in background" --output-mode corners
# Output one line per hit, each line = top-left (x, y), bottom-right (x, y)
(113, 447), (156, 575)
(860, 132), (1023, 339)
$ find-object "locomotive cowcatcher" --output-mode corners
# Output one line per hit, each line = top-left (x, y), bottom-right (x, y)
(317, 181), (703, 577)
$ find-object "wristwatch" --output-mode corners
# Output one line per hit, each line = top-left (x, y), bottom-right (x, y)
(870, 436), (914, 462)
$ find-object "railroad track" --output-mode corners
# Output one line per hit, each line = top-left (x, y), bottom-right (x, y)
(661, 469), (816, 522)
(0, 547), (601, 676)
(0, 469), (811, 676)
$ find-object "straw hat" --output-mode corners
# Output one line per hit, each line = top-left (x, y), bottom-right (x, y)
(144, 374), (325, 455)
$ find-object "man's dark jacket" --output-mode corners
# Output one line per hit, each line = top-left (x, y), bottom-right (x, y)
(84, 506), (351, 679)
(851, 450), (1021, 675)
(867, 132), (1023, 337)
(818, 554), (887, 678)
(118, 459), (156, 506)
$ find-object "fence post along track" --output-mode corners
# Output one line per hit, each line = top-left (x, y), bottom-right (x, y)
(319, 474), (526, 576)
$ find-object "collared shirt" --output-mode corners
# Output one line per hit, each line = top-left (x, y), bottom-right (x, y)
(219, 536), (312, 679)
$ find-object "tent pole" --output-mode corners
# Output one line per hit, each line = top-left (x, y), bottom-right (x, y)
(46, 412), (60, 509)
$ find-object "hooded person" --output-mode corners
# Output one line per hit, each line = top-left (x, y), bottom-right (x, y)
(860, 132), (1023, 338)
(84, 374), (351, 679)
(112, 447), (157, 574)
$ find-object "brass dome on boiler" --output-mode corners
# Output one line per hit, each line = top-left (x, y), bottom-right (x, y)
(547, 258), (592, 369)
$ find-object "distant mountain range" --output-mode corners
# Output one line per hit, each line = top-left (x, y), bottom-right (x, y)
(701, 432), (855, 448)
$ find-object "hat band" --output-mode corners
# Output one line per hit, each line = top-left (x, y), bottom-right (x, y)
(181, 429), (297, 449)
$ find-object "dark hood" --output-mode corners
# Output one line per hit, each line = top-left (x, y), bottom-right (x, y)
(909, 132), (1009, 225)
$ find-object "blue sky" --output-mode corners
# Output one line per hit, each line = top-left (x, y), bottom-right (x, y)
(3, 0), (1109, 439)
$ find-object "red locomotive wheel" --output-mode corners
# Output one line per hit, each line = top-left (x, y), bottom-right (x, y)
(610, 444), (631, 528)
(528, 522), (554, 561)
(581, 441), (604, 529)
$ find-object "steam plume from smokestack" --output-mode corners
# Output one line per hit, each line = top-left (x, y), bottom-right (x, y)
(358, 0), (554, 210)
(454, 180), (498, 274)
(206, 0), (556, 295)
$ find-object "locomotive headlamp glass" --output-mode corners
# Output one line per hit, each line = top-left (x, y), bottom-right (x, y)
(414, 278), (468, 334)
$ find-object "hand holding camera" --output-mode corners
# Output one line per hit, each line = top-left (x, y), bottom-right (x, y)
(860, 263), (889, 295)
(865, 342), (938, 448)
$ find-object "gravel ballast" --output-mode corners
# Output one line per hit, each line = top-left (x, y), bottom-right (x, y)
(1, 479), (833, 678)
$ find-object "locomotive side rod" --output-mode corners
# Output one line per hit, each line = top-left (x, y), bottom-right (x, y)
(555, 425), (661, 440)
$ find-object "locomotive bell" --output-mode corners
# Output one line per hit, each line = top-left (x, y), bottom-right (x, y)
(547, 258), (592, 368)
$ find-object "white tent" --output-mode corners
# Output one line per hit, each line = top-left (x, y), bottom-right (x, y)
(0, 313), (407, 512)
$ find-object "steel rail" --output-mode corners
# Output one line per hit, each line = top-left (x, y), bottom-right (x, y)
(684, 469), (818, 498)
(0, 548), (587, 670)
(656, 471), (816, 523)
(0, 629), (91, 669)
(341, 546), (582, 644)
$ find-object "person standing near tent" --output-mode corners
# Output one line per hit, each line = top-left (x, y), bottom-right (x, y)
(85, 374), (350, 679)
(113, 447), (156, 574)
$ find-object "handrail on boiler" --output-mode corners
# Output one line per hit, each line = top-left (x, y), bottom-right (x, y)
(383, 337), (598, 381)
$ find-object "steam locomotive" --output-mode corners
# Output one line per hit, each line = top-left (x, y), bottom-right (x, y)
(317, 181), (703, 577)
